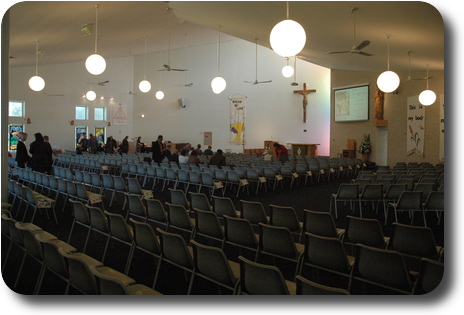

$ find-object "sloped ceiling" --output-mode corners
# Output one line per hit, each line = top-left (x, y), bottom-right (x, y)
(7, 1), (444, 73)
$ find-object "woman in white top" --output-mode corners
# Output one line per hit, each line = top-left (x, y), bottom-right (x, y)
(178, 148), (189, 164)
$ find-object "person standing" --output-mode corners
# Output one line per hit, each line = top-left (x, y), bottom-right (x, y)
(78, 132), (89, 154)
(152, 135), (165, 164)
(273, 142), (289, 163)
(120, 136), (129, 154)
(209, 149), (227, 168)
(15, 132), (31, 168)
(105, 136), (115, 153)
(29, 132), (53, 173)
(89, 133), (98, 154)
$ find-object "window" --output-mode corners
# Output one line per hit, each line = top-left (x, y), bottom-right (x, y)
(94, 107), (105, 121)
(9, 101), (24, 117)
(75, 106), (88, 120)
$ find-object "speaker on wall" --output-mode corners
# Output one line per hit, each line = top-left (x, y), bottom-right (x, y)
(178, 98), (186, 108)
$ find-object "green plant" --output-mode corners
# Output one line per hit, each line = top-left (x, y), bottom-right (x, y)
(358, 134), (371, 154)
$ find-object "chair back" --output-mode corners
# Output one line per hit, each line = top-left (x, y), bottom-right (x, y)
(101, 174), (115, 189)
(413, 258), (444, 294)
(360, 184), (383, 199)
(145, 198), (168, 224)
(302, 210), (338, 237)
(350, 244), (413, 294)
(86, 205), (110, 233)
(303, 232), (352, 274)
(389, 223), (439, 260)
(156, 228), (194, 268)
(269, 204), (301, 232)
(240, 200), (269, 225)
(223, 215), (258, 249)
(423, 191), (444, 210)
(397, 191), (423, 209)
(126, 194), (147, 218)
(169, 188), (190, 209)
(129, 218), (161, 255)
(337, 183), (359, 198)
(127, 177), (143, 194)
(345, 215), (387, 248)
(212, 196), (238, 218)
(165, 203), (194, 231)
(189, 192), (212, 212)
(259, 223), (298, 259)
(191, 240), (238, 288)
(69, 199), (91, 225)
(105, 211), (134, 243)
(194, 209), (224, 239)
(295, 275), (350, 295)
(238, 255), (290, 295)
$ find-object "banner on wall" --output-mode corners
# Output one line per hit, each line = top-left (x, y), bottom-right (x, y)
(406, 96), (425, 156)
(113, 103), (128, 126)
(229, 96), (246, 145)
(439, 94), (444, 162)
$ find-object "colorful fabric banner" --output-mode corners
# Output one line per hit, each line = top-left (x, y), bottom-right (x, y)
(229, 97), (246, 145)
(406, 96), (425, 156)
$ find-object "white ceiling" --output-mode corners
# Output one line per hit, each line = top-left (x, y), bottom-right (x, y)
(6, 1), (444, 73)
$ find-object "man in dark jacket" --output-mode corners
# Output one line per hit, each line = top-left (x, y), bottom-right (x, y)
(29, 132), (53, 174)
(15, 132), (31, 168)
(152, 135), (165, 164)
(209, 149), (227, 168)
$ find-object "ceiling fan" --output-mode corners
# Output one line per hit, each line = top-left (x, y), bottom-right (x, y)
(406, 50), (433, 82)
(87, 79), (109, 86)
(158, 9), (187, 72)
(244, 39), (272, 85)
(326, 7), (373, 56)
(176, 34), (193, 87)
(42, 92), (64, 97)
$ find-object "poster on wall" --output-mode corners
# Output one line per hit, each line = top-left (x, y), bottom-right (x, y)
(229, 96), (246, 145)
(406, 96), (425, 156)
(75, 126), (88, 147)
(439, 94), (444, 162)
(95, 127), (106, 145)
(113, 103), (128, 126)
(9, 124), (24, 150)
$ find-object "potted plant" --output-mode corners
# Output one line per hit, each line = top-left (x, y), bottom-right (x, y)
(358, 134), (371, 162)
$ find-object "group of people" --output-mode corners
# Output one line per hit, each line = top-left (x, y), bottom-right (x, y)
(76, 133), (133, 156)
(150, 135), (226, 168)
(15, 132), (53, 174)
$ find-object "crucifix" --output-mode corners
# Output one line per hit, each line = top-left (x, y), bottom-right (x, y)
(294, 83), (316, 123)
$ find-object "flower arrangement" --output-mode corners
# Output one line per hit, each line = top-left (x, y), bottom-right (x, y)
(358, 134), (371, 154)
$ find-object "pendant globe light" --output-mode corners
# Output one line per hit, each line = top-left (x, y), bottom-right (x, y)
(282, 57), (294, 78)
(139, 35), (152, 93)
(211, 29), (226, 94)
(418, 64), (436, 106)
(155, 52), (164, 100)
(270, 1), (306, 58)
(377, 35), (400, 93)
(85, 4), (106, 75)
(28, 39), (45, 91)
(86, 85), (96, 101)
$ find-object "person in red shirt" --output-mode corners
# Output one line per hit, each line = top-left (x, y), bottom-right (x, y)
(273, 142), (289, 163)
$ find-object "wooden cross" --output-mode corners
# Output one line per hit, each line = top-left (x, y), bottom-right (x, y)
(294, 83), (316, 122)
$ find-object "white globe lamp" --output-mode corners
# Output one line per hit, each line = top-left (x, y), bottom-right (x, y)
(377, 70), (400, 93)
(86, 90), (96, 101)
(282, 65), (294, 78)
(419, 90), (436, 106)
(139, 80), (151, 93)
(28, 75), (45, 92)
(270, 19), (306, 57)
(211, 76), (226, 94)
(155, 90), (165, 100)
(85, 54), (106, 76)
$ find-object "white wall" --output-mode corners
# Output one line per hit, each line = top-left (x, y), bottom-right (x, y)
(8, 38), (331, 155)
(9, 56), (134, 151)
(132, 39), (331, 155)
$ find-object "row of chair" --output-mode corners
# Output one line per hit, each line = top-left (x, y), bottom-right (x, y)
(1, 210), (161, 295)
(330, 182), (444, 226)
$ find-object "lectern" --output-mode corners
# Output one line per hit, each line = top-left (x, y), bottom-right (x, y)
(287, 143), (319, 157)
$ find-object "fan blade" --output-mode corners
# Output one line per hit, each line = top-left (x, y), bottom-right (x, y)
(357, 51), (373, 56)
(258, 80), (272, 84)
(326, 50), (351, 54)
(354, 40), (370, 51)
(171, 68), (187, 71)
(244, 81), (255, 84)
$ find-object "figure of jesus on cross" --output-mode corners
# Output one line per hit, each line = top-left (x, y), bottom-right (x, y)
(294, 83), (316, 123)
